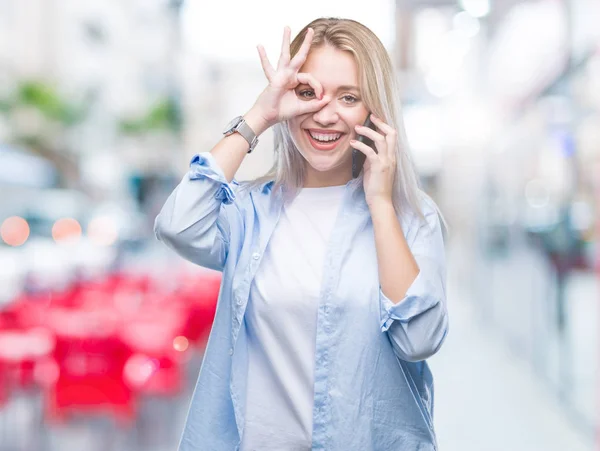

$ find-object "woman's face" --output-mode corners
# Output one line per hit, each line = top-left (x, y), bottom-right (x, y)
(289, 45), (370, 187)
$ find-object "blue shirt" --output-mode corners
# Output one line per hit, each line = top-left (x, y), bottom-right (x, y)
(154, 152), (449, 451)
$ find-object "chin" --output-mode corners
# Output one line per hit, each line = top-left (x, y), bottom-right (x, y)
(304, 155), (342, 172)
(300, 146), (351, 173)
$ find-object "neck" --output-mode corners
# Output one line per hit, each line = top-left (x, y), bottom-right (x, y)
(303, 162), (352, 188)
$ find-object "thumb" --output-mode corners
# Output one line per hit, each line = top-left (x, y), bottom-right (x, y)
(296, 95), (331, 116)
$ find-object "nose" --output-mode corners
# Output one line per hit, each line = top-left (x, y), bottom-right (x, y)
(312, 98), (339, 125)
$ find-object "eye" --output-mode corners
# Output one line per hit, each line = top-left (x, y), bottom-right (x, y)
(342, 95), (358, 104)
(298, 89), (315, 99)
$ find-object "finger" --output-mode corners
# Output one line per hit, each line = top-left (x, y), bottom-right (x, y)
(369, 114), (395, 136)
(296, 72), (323, 99)
(385, 135), (397, 163)
(277, 26), (291, 70)
(295, 95), (331, 116)
(369, 114), (398, 161)
(257, 45), (275, 81)
(290, 28), (314, 70)
(354, 124), (387, 155)
(350, 139), (378, 162)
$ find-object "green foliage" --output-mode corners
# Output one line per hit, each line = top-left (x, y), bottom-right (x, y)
(119, 97), (181, 135)
(16, 135), (44, 149)
(0, 80), (85, 125)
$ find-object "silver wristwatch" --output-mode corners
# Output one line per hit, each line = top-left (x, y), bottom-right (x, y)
(223, 116), (259, 153)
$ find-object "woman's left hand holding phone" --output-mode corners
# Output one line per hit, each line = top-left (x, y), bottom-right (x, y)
(350, 114), (398, 209)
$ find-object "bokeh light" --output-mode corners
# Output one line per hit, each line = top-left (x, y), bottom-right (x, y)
(87, 216), (119, 246)
(0, 216), (30, 246)
(459, 0), (490, 18)
(124, 354), (159, 387)
(52, 218), (82, 243)
(173, 335), (189, 352)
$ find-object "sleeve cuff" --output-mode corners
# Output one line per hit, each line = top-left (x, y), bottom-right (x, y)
(188, 152), (237, 205)
(379, 269), (441, 332)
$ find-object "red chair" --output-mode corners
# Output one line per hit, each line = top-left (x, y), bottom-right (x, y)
(178, 272), (221, 347)
(44, 307), (135, 424)
(120, 307), (188, 397)
(0, 321), (56, 388)
(0, 360), (8, 407)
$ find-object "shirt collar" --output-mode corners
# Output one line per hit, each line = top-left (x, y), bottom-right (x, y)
(258, 176), (368, 213)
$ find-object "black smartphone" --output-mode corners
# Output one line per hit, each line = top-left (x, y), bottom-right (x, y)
(352, 115), (378, 178)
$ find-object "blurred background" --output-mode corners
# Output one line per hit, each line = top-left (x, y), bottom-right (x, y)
(0, 0), (598, 450)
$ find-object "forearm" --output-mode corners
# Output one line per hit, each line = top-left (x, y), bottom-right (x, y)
(373, 197), (449, 361)
(210, 107), (271, 182)
(370, 199), (419, 304)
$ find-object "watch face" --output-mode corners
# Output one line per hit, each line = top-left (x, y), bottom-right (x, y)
(223, 116), (243, 134)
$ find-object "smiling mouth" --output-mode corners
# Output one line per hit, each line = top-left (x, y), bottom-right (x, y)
(304, 130), (347, 151)
(307, 130), (344, 143)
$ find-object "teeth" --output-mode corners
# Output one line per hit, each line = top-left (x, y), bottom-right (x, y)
(309, 131), (342, 142)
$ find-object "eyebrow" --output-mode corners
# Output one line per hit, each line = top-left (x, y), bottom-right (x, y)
(297, 84), (360, 93)
(337, 85), (360, 92)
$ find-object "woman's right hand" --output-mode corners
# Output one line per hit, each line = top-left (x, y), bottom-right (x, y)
(251, 27), (331, 129)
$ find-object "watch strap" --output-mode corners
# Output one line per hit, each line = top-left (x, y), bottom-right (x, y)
(235, 119), (258, 153)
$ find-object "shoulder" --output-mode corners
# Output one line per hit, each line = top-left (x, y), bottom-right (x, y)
(420, 192), (441, 219)
(229, 179), (278, 212)
(234, 179), (276, 198)
(417, 193), (447, 240)
(402, 191), (445, 235)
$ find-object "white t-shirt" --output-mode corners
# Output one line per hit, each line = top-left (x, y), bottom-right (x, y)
(240, 184), (346, 451)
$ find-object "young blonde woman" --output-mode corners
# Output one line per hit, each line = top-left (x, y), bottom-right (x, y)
(156, 17), (448, 451)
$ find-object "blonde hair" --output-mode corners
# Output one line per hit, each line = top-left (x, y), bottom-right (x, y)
(249, 17), (433, 221)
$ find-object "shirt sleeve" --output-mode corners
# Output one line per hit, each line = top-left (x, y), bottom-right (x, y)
(379, 197), (449, 362)
(154, 152), (240, 271)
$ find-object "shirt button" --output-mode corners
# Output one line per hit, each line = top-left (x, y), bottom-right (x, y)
(324, 306), (330, 314)
(252, 252), (260, 260)
(236, 296), (243, 306)
(229, 348), (234, 356)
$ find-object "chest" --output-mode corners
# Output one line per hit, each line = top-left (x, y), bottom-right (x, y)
(230, 203), (380, 329)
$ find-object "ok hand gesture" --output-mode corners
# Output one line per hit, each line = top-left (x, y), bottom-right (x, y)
(252, 27), (331, 128)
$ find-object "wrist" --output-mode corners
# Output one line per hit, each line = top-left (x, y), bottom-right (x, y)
(368, 197), (395, 215)
(244, 107), (271, 137)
